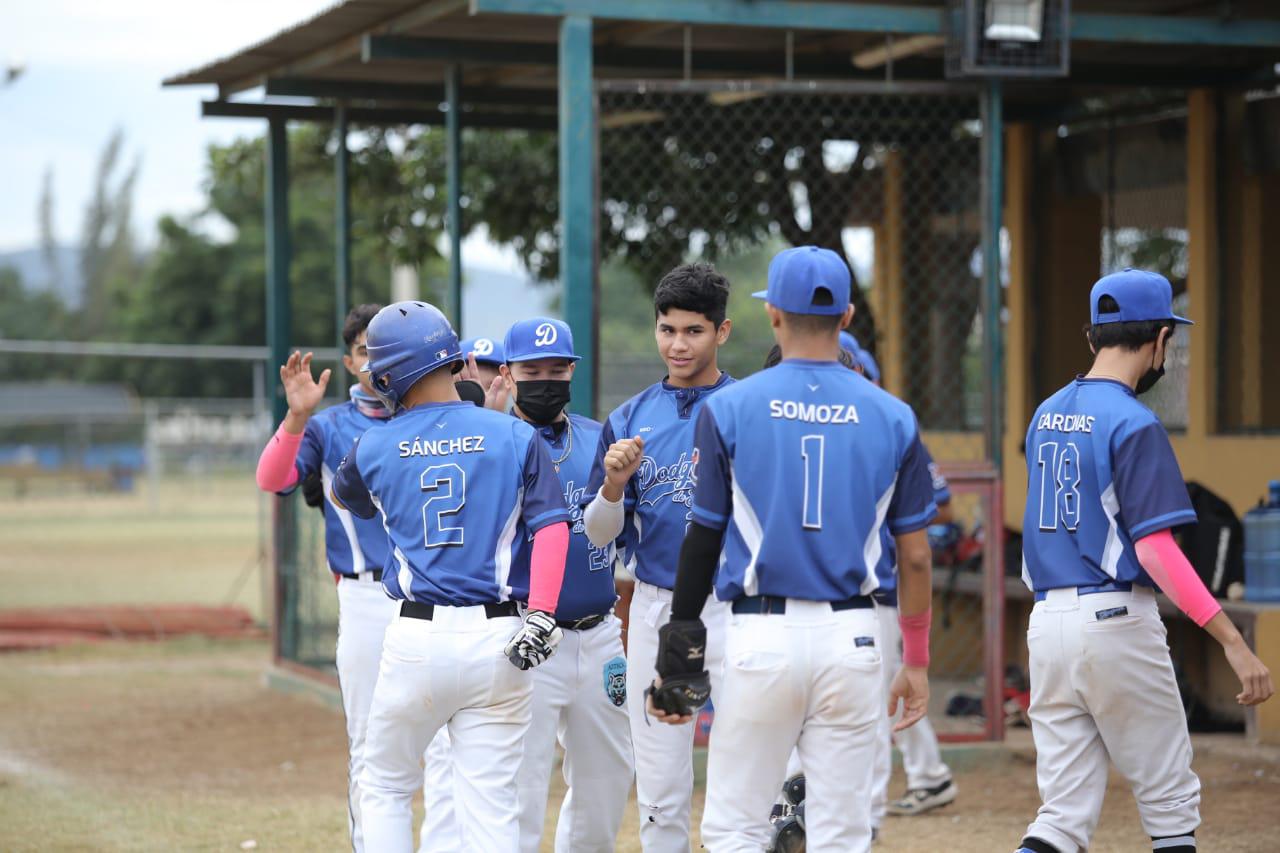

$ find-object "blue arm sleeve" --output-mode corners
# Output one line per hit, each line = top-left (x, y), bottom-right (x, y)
(887, 431), (938, 535)
(522, 437), (573, 533)
(1112, 421), (1197, 541)
(689, 406), (732, 531)
(331, 436), (377, 520)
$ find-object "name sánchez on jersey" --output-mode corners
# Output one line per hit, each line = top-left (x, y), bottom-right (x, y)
(398, 435), (486, 457)
(1036, 412), (1096, 434)
(769, 399), (860, 424)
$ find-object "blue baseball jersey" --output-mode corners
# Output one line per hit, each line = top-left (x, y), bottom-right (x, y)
(873, 442), (952, 605)
(1021, 377), (1197, 591)
(285, 402), (389, 577)
(584, 373), (735, 590)
(332, 401), (571, 606)
(516, 414), (617, 621)
(691, 360), (937, 602)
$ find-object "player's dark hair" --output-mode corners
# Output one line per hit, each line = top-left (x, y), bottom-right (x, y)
(343, 304), (383, 348)
(654, 263), (730, 328)
(1084, 295), (1175, 352)
(763, 343), (855, 371)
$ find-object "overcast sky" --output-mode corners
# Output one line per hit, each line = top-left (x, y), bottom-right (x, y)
(0, 1), (336, 253)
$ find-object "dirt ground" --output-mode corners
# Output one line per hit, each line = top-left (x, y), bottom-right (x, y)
(2, 638), (1279, 852)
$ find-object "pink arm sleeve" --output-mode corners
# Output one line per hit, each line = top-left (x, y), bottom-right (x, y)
(526, 521), (570, 615)
(1135, 529), (1222, 627)
(255, 423), (302, 493)
(899, 607), (932, 668)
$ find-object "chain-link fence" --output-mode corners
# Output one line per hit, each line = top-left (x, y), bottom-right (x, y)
(597, 80), (1003, 738)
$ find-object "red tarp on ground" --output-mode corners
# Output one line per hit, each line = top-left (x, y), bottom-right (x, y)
(0, 605), (263, 651)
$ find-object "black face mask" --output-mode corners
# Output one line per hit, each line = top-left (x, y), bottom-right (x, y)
(455, 380), (486, 407)
(1135, 332), (1169, 395)
(516, 380), (571, 425)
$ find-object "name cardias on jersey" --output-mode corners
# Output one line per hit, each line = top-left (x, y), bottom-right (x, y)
(1035, 412), (1096, 434)
(397, 435), (486, 457)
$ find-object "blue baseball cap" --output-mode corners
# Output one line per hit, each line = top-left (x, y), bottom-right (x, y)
(839, 331), (881, 382)
(752, 246), (851, 316)
(460, 336), (505, 366)
(503, 317), (581, 363)
(1090, 268), (1193, 326)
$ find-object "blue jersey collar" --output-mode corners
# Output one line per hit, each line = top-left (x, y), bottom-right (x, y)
(661, 371), (732, 419)
(1075, 374), (1136, 397)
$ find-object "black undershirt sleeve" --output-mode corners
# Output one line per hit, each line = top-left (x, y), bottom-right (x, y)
(670, 521), (725, 621)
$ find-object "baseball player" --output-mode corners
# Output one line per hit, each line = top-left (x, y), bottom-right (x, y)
(647, 246), (937, 851)
(1016, 269), (1273, 853)
(493, 317), (635, 852)
(330, 301), (572, 853)
(253, 304), (457, 853)
(457, 336), (510, 410)
(763, 333), (958, 838)
(582, 262), (735, 850)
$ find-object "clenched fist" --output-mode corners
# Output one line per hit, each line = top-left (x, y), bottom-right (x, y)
(601, 436), (645, 502)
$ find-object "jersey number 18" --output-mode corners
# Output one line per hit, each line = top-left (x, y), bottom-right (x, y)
(1036, 441), (1081, 532)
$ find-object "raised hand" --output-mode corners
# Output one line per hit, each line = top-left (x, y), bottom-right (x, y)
(484, 374), (510, 412)
(280, 351), (331, 430)
(602, 436), (645, 500)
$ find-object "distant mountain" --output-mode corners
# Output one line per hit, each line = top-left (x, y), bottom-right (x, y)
(0, 246), (84, 306)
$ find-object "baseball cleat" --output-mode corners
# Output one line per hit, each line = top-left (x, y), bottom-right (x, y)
(886, 778), (957, 816)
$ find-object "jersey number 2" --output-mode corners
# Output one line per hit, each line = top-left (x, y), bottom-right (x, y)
(421, 464), (465, 547)
(1036, 441), (1081, 532)
(801, 435), (825, 530)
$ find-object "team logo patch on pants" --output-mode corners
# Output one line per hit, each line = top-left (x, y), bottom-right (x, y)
(604, 655), (627, 707)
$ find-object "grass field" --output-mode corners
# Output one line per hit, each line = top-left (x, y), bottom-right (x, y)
(3, 479), (1280, 851)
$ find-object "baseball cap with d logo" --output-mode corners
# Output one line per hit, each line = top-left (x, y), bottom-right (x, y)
(503, 317), (582, 363)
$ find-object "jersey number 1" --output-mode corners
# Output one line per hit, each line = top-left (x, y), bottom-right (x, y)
(1036, 441), (1081, 532)
(801, 434), (825, 530)
(421, 464), (465, 547)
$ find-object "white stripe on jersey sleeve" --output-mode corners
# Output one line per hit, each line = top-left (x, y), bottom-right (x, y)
(493, 487), (524, 601)
(860, 475), (897, 597)
(322, 464), (366, 575)
(729, 464), (765, 597)
(371, 493), (414, 602)
(1100, 483), (1123, 579)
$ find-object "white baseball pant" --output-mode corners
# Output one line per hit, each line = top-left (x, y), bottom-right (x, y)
(1024, 585), (1200, 853)
(702, 601), (883, 853)
(517, 615), (634, 852)
(360, 604), (532, 853)
(627, 581), (728, 852)
(870, 601), (952, 827)
(335, 576), (456, 853)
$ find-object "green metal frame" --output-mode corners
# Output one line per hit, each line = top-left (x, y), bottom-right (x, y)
(265, 77), (558, 107)
(471, 0), (1280, 47)
(334, 106), (351, 369)
(202, 100), (555, 131)
(446, 64), (464, 331)
(559, 15), (597, 417)
(980, 81), (1003, 470)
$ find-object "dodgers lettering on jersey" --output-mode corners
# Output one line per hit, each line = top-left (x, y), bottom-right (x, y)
(1021, 377), (1197, 592)
(515, 414), (617, 621)
(332, 401), (570, 606)
(691, 360), (937, 602)
(583, 373), (734, 589)
(287, 402), (389, 577)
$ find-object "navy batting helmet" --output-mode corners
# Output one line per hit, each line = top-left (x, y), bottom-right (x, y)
(363, 301), (462, 411)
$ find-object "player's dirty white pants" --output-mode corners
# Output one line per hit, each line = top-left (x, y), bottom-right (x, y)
(870, 602), (951, 827)
(703, 601), (882, 853)
(1024, 586), (1200, 853)
(517, 615), (634, 852)
(360, 604), (532, 853)
(335, 577), (456, 853)
(627, 581), (728, 852)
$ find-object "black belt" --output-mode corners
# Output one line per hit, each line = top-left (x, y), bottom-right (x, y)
(340, 569), (382, 581)
(556, 613), (607, 631)
(732, 594), (873, 615)
(400, 600), (520, 621)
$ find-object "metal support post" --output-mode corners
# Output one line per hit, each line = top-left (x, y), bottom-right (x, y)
(335, 105), (352, 375)
(559, 15), (596, 416)
(446, 64), (464, 330)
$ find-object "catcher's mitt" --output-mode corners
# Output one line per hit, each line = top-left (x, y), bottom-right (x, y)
(647, 619), (710, 717)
